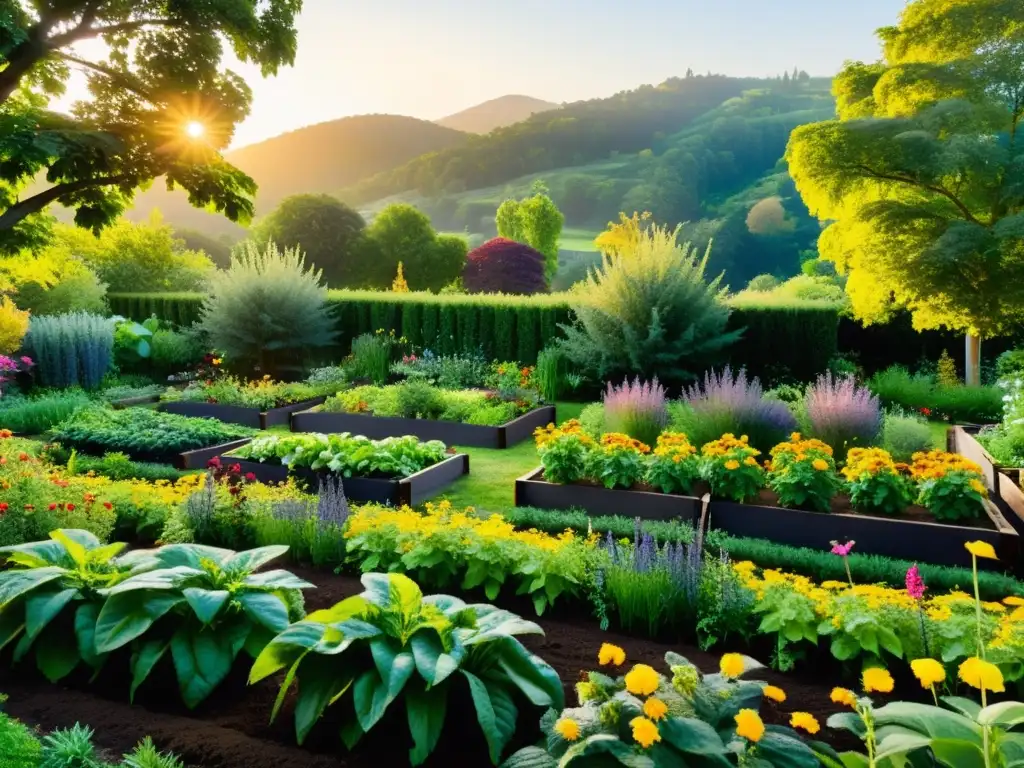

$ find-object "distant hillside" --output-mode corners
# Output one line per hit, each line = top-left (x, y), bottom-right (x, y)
(437, 95), (560, 134)
(126, 114), (468, 236)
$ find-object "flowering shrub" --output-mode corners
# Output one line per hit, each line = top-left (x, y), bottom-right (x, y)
(586, 433), (651, 489)
(700, 433), (764, 502)
(162, 374), (336, 409)
(766, 434), (841, 512)
(644, 432), (700, 494)
(804, 372), (881, 454)
(535, 420), (596, 484)
(842, 447), (915, 516)
(910, 450), (987, 521)
(0, 353), (32, 392)
(343, 501), (597, 615)
(603, 376), (667, 446)
(489, 360), (536, 395)
(0, 295), (30, 355)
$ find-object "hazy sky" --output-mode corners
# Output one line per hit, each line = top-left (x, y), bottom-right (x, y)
(62, 0), (909, 148)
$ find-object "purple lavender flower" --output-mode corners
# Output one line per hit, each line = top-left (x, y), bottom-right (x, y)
(805, 372), (881, 454)
(604, 376), (668, 446)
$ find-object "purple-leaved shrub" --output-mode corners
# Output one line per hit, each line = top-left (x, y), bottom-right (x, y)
(604, 377), (668, 446)
(805, 372), (882, 454)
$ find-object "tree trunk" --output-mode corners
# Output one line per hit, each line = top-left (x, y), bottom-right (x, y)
(965, 333), (981, 387)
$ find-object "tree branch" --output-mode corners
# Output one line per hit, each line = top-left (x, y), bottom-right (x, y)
(49, 17), (181, 47)
(55, 52), (154, 101)
(0, 176), (130, 231)
(851, 163), (983, 225)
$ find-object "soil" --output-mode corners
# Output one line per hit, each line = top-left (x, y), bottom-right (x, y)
(0, 566), (860, 768)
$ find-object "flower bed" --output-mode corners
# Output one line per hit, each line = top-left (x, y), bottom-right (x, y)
(224, 432), (468, 505)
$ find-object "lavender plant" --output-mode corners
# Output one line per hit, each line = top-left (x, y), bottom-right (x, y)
(804, 372), (882, 454)
(675, 366), (797, 452)
(603, 376), (668, 446)
(252, 477), (350, 567)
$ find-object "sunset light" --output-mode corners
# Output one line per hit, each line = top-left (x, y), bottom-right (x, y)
(184, 121), (206, 139)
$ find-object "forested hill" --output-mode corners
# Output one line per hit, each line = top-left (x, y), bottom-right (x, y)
(344, 74), (780, 204)
(436, 95), (560, 134)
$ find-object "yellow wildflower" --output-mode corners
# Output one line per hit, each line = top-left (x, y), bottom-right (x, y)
(910, 659), (946, 689)
(734, 709), (764, 742)
(624, 664), (660, 696)
(724, 459), (740, 471)
(643, 697), (668, 721)
(763, 685), (786, 703)
(830, 687), (858, 708)
(812, 458), (829, 471)
(958, 657), (1005, 693)
(965, 541), (998, 560)
(790, 712), (820, 735)
(719, 653), (745, 679)
(598, 643), (626, 667)
(554, 718), (580, 741)
(1003, 596), (1024, 606)
(629, 716), (661, 748)
(862, 667), (894, 694)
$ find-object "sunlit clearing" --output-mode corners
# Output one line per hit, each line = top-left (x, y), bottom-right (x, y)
(185, 121), (205, 139)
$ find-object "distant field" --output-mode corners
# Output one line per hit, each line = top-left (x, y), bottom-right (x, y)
(560, 227), (600, 252)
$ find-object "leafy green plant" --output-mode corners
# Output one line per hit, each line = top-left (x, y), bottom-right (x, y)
(94, 543), (312, 708)
(766, 436), (841, 513)
(0, 389), (92, 433)
(163, 375), (330, 410)
(918, 469), (987, 521)
(26, 312), (116, 390)
(699, 434), (765, 503)
(122, 737), (186, 768)
(0, 529), (154, 682)
(0, 704), (41, 766)
(586, 434), (650, 490)
(535, 348), (562, 402)
(349, 332), (393, 385)
(250, 572), (564, 766)
(395, 379), (447, 419)
(52, 406), (254, 464)
(644, 432), (701, 495)
(535, 421), (595, 484)
(881, 412), (935, 462)
(842, 448), (915, 516)
(39, 723), (103, 768)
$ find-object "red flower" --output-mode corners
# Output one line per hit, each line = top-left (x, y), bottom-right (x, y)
(48, 503), (57, 511)
(228, 486), (240, 495)
(207, 456), (222, 469)
(0, 502), (7, 512)
(0, 457), (7, 465)
(230, 463), (241, 474)
(244, 472), (256, 482)
(17, 452), (28, 461)
(920, 407), (932, 417)
(66, 503), (75, 511)
(103, 502), (113, 510)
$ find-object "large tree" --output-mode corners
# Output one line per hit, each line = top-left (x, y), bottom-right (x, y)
(786, 0), (1024, 383)
(0, 0), (301, 253)
(495, 180), (564, 284)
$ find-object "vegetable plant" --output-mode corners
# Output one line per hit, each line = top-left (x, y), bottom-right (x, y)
(251, 572), (563, 766)
(0, 529), (156, 682)
(94, 543), (313, 708)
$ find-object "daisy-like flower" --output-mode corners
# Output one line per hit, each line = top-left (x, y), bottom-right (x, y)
(790, 712), (820, 735)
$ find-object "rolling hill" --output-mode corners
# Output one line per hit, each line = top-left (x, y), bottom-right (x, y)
(124, 114), (468, 237)
(436, 95), (560, 134)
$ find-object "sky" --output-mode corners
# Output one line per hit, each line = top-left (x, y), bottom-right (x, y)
(59, 0), (908, 149)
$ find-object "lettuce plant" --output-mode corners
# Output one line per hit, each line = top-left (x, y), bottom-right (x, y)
(94, 543), (313, 708)
(0, 529), (156, 682)
(250, 572), (563, 766)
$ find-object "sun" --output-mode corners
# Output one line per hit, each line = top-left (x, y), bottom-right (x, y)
(184, 121), (206, 139)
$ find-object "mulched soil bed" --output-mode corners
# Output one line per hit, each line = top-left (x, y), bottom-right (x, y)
(1, 566), (858, 768)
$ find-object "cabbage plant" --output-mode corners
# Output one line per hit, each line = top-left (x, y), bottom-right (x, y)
(94, 543), (313, 708)
(250, 572), (563, 766)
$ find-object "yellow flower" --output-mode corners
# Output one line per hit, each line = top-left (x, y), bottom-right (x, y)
(763, 685), (786, 703)
(643, 697), (668, 721)
(862, 667), (894, 694)
(734, 709), (764, 742)
(554, 718), (580, 741)
(624, 664), (660, 696)
(629, 716), (661, 748)
(958, 657), (1005, 693)
(1004, 596), (1024, 606)
(790, 712), (820, 735)
(831, 687), (858, 708)
(719, 653), (745, 679)
(724, 459), (740, 471)
(598, 643), (626, 666)
(911, 659), (946, 689)
(812, 458), (829, 471)
(965, 541), (998, 560)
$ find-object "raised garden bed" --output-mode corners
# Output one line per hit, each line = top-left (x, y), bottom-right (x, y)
(291, 404), (556, 448)
(950, 425), (1010, 494)
(161, 397), (327, 429)
(179, 438), (254, 470)
(225, 451), (469, 506)
(514, 467), (701, 521)
(109, 393), (162, 409)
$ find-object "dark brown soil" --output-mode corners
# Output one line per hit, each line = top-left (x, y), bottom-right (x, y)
(1, 566), (861, 768)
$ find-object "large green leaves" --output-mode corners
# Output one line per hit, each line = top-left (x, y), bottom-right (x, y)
(171, 621), (252, 709)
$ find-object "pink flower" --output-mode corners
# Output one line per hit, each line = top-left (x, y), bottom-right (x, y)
(906, 564), (926, 600)
(830, 540), (855, 557)
(207, 456), (222, 469)
(19, 356), (33, 367)
(244, 472), (256, 482)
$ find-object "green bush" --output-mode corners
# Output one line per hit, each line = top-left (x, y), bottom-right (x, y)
(560, 225), (740, 382)
(150, 328), (204, 375)
(868, 366), (935, 410)
(13, 258), (108, 316)
(200, 241), (337, 375)
(0, 389), (92, 433)
(881, 412), (937, 461)
(395, 379), (446, 419)
(868, 365), (1001, 423)
(25, 312), (115, 389)
(348, 332), (392, 384)
(931, 385), (1002, 424)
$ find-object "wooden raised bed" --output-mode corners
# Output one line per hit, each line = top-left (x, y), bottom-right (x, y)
(223, 452), (469, 506)
(161, 397), (327, 430)
(705, 496), (1017, 570)
(290, 404), (556, 449)
(178, 438), (254, 470)
(951, 425), (1007, 494)
(514, 467), (701, 522)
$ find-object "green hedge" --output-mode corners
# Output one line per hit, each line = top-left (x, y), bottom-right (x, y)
(107, 291), (841, 373)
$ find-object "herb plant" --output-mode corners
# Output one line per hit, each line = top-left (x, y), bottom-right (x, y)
(250, 572), (563, 766)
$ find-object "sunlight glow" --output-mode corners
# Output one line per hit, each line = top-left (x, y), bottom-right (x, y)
(185, 121), (206, 139)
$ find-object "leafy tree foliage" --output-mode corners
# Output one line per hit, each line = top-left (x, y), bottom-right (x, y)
(8, 247), (107, 315)
(495, 182), (563, 283)
(786, 0), (1024, 381)
(356, 204), (466, 291)
(252, 194), (367, 287)
(463, 237), (546, 295)
(0, 0), (301, 252)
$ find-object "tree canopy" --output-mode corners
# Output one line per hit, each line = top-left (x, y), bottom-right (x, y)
(0, 0), (302, 253)
(495, 182), (563, 283)
(786, 0), (1024, 376)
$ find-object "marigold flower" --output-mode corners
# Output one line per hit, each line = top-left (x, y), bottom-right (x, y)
(17, 452), (28, 461)
(831, 687), (857, 707)
(719, 653), (745, 679)
(965, 541), (998, 560)
(598, 643), (626, 666)
(790, 712), (820, 734)
(554, 717), (580, 741)
(629, 716), (661, 748)
(762, 685), (786, 703)
(862, 667), (894, 694)
(958, 657), (1005, 693)
(812, 458), (829, 471)
(910, 658), (945, 689)
(0, 429), (11, 439)
(724, 459), (740, 470)
(642, 696), (668, 721)
(624, 664), (660, 696)
(102, 502), (113, 510)
(734, 709), (764, 742)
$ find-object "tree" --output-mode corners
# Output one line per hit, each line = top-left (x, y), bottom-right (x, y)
(360, 203), (465, 291)
(463, 237), (546, 295)
(253, 194), (366, 287)
(0, 0), (301, 252)
(494, 182), (564, 283)
(745, 197), (794, 235)
(786, 0), (1024, 384)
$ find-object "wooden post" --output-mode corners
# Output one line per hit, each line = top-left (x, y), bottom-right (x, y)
(966, 334), (981, 387)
